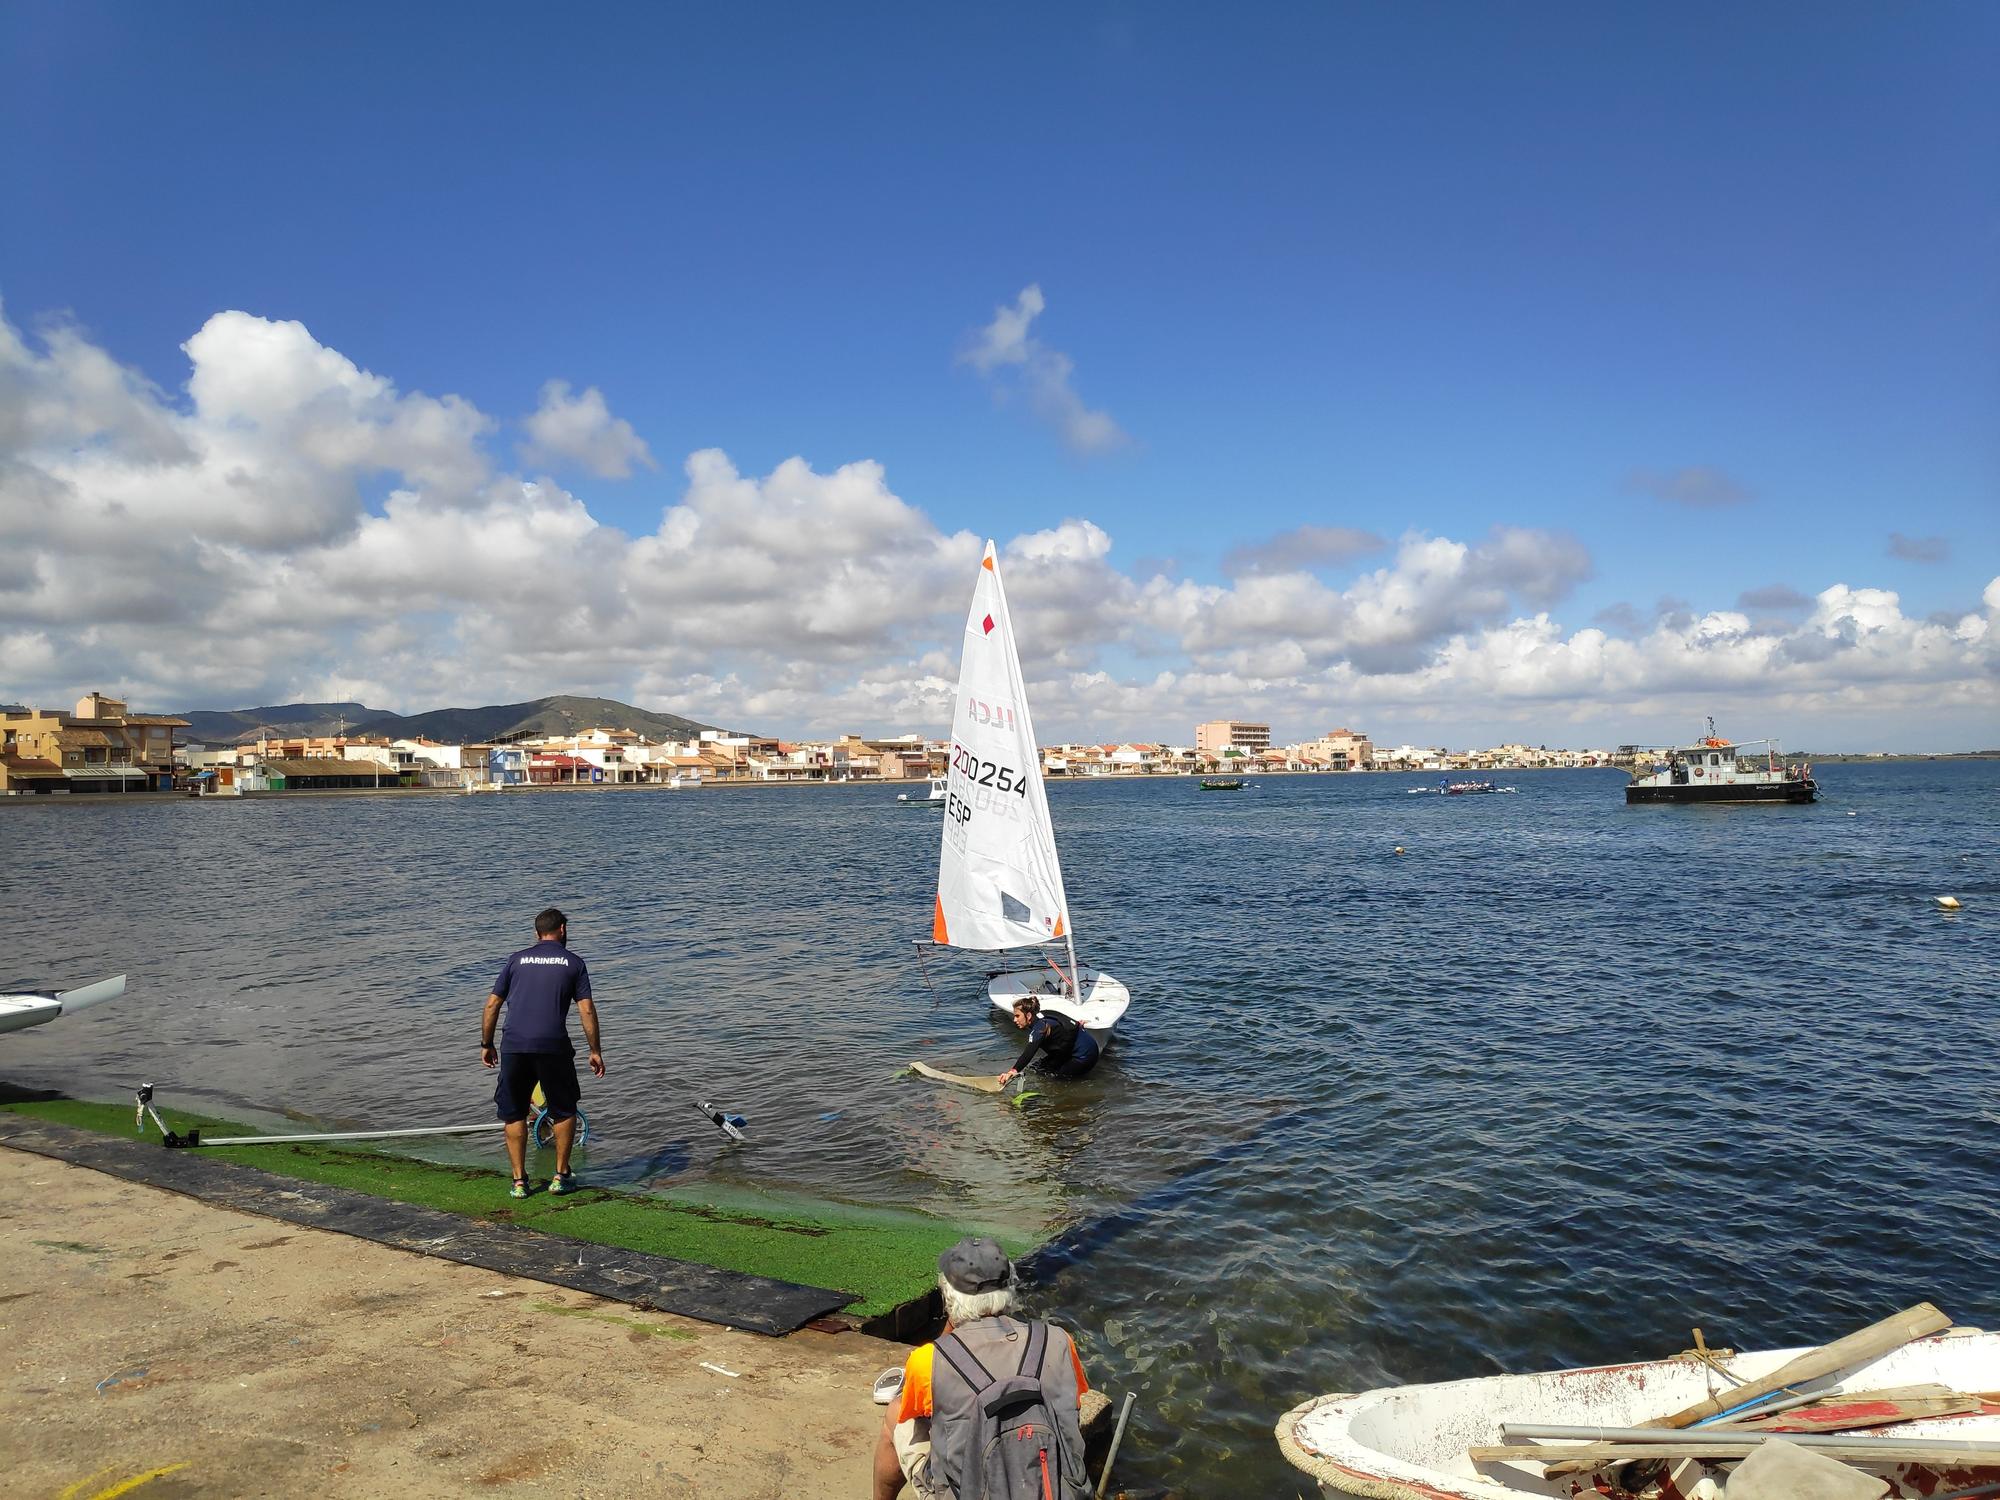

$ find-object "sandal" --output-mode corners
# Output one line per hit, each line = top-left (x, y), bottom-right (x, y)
(510, 1176), (531, 1199)
(871, 1367), (905, 1405)
(548, 1170), (577, 1195)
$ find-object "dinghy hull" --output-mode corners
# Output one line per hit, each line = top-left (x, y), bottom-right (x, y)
(1277, 1328), (2000, 1499)
(987, 967), (1130, 1035)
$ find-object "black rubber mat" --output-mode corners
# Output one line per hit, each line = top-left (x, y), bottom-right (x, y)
(0, 1117), (851, 1335)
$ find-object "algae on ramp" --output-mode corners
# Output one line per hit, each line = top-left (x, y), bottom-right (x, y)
(0, 1096), (1017, 1317)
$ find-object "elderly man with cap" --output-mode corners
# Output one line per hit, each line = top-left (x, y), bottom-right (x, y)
(871, 1236), (1091, 1500)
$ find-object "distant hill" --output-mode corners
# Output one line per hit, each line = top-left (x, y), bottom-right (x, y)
(176, 701), (377, 745)
(359, 696), (722, 744)
(176, 695), (724, 746)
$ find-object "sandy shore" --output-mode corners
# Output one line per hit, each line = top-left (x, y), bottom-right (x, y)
(2, 1149), (905, 1498)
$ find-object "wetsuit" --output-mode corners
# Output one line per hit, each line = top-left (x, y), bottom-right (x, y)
(1014, 1011), (1100, 1079)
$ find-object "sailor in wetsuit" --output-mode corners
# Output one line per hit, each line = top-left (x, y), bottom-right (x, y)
(997, 995), (1099, 1085)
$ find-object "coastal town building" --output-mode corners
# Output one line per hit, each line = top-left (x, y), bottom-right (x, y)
(487, 746), (530, 784)
(243, 732), (354, 760)
(1293, 727), (1375, 770)
(258, 756), (398, 790)
(528, 752), (601, 784)
(341, 740), (419, 771)
(0, 694), (188, 794)
(1195, 720), (1271, 755)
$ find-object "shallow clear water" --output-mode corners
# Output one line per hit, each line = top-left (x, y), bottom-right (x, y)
(3, 762), (1995, 1496)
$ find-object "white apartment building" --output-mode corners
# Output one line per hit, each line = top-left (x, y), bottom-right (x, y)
(393, 739), (467, 770)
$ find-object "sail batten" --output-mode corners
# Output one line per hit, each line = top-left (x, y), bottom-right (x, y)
(933, 540), (1072, 953)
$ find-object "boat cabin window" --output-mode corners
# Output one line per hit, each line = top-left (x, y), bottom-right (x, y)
(1709, 754), (1721, 766)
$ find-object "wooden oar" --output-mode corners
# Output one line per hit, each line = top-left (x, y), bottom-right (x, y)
(1646, 1303), (1953, 1429)
(1741, 1385), (1981, 1432)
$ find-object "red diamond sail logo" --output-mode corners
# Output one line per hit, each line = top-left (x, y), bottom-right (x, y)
(982, 614), (995, 635)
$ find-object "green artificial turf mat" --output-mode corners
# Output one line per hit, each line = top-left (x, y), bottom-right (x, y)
(2, 1097), (1027, 1316)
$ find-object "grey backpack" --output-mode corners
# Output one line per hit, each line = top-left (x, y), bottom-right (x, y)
(929, 1316), (1088, 1500)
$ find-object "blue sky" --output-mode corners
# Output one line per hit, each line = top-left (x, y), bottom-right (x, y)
(1, 3), (1995, 746)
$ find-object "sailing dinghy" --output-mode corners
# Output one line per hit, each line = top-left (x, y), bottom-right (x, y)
(928, 541), (1130, 1036)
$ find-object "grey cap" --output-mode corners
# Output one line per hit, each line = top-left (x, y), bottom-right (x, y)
(938, 1236), (1013, 1294)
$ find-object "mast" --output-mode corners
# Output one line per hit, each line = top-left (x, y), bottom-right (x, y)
(1049, 730), (1083, 997)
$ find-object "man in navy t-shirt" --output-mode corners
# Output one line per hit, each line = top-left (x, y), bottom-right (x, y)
(481, 907), (604, 1199)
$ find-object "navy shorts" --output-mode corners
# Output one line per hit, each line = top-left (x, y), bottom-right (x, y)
(495, 1050), (581, 1123)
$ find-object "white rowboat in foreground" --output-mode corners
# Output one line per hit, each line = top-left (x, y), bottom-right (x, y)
(1278, 1326), (2000, 1499)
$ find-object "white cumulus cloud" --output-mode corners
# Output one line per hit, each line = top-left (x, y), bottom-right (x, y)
(961, 285), (1127, 455)
(0, 300), (1993, 750)
(521, 379), (656, 479)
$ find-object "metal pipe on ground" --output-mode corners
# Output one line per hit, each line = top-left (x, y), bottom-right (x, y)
(1094, 1391), (1136, 1500)
(190, 1123), (504, 1147)
(1501, 1422), (2000, 1455)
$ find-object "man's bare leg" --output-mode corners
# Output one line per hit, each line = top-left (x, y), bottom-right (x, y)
(551, 1114), (577, 1177)
(504, 1120), (529, 1182)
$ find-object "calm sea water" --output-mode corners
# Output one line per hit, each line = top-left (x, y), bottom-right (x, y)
(3, 762), (1995, 1496)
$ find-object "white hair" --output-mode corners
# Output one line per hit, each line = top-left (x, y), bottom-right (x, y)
(940, 1275), (1015, 1326)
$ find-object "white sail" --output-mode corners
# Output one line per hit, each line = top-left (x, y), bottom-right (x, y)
(933, 541), (1071, 952)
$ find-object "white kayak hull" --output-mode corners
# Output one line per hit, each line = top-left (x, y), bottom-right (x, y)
(0, 975), (127, 1035)
(986, 967), (1130, 1035)
(1277, 1327), (2000, 1499)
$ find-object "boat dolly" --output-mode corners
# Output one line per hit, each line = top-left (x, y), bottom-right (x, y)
(134, 1081), (505, 1150)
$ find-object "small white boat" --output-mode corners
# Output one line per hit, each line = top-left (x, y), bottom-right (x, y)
(985, 965), (1131, 1035)
(897, 776), (948, 806)
(1277, 1324), (2000, 1499)
(0, 975), (127, 1035)
(666, 771), (703, 789)
(923, 541), (1131, 1039)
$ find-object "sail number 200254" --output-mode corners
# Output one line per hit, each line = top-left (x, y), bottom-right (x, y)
(951, 744), (1031, 797)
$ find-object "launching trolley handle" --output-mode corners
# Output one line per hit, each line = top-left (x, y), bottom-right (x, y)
(189, 1123), (504, 1147)
(135, 1083), (502, 1150)
(134, 1083), (201, 1148)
